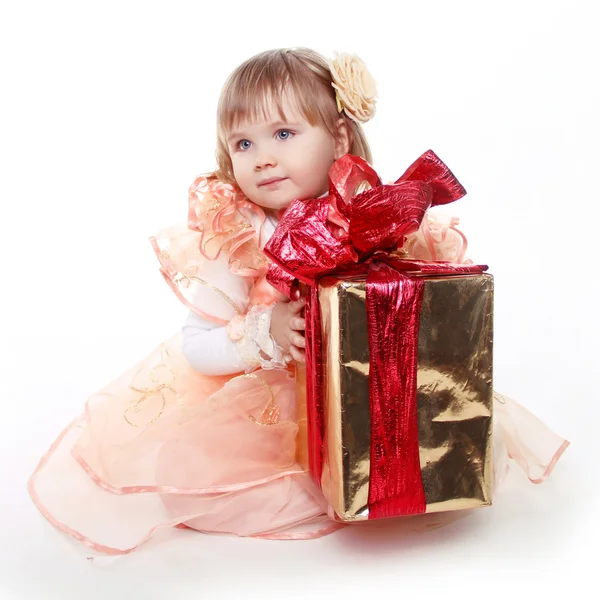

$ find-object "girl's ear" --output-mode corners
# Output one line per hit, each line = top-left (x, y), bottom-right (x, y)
(334, 117), (351, 159)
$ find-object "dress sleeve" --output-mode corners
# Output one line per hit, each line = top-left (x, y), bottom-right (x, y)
(179, 255), (289, 376)
(152, 176), (288, 374)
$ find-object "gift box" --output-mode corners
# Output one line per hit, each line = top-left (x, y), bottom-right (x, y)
(266, 150), (494, 522)
(296, 269), (493, 521)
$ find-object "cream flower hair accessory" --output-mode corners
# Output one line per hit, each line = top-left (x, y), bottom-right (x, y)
(329, 52), (378, 124)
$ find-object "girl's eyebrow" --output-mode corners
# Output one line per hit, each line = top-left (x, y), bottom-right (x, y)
(227, 121), (302, 142)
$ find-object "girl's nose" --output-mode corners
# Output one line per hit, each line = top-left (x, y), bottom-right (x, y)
(254, 151), (277, 170)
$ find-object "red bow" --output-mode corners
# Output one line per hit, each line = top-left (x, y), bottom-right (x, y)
(264, 150), (468, 297)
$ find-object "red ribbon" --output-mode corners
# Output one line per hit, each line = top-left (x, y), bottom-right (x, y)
(264, 151), (487, 518)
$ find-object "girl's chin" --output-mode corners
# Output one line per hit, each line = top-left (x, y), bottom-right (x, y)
(250, 188), (324, 209)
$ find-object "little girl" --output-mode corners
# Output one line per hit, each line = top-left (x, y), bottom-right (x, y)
(28, 48), (569, 555)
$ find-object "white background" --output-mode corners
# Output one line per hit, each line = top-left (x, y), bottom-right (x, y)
(1, 0), (598, 598)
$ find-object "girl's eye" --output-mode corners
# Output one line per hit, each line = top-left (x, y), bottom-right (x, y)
(237, 139), (252, 151)
(276, 130), (294, 140)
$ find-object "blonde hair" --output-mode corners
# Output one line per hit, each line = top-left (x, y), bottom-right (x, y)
(210, 47), (373, 185)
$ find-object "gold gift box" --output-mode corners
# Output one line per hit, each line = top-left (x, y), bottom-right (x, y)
(296, 272), (494, 522)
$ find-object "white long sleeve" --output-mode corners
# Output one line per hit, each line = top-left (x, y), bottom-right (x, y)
(180, 210), (284, 376)
(181, 311), (255, 376)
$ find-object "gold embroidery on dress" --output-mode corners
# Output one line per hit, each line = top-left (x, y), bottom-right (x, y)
(124, 345), (183, 427)
(230, 373), (281, 426)
(172, 273), (243, 314)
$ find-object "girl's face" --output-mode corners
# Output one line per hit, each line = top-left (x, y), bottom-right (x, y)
(226, 94), (348, 211)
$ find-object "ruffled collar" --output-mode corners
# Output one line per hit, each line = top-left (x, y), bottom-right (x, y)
(187, 176), (330, 279)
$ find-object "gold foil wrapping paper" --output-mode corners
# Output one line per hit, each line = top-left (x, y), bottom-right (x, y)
(296, 273), (494, 522)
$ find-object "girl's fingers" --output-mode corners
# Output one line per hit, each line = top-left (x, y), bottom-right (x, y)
(289, 331), (306, 348)
(289, 345), (306, 363)
(290, 317), (306, 331)
(289, 297), (306, 314)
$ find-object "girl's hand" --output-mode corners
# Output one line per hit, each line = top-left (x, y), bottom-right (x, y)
(270, 298), (306, 363)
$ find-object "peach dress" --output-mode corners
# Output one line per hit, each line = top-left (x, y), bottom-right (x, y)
(28, 176), (569, 554)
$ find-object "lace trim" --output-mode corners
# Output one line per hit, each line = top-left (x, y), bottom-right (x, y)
(226, 304), (289, 371)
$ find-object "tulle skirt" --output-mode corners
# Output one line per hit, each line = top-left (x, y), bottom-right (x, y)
(28, 334), (569, 554)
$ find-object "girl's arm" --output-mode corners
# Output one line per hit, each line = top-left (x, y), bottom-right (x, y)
(182, 305), (289, 376)
(182, 311), (251, 375)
